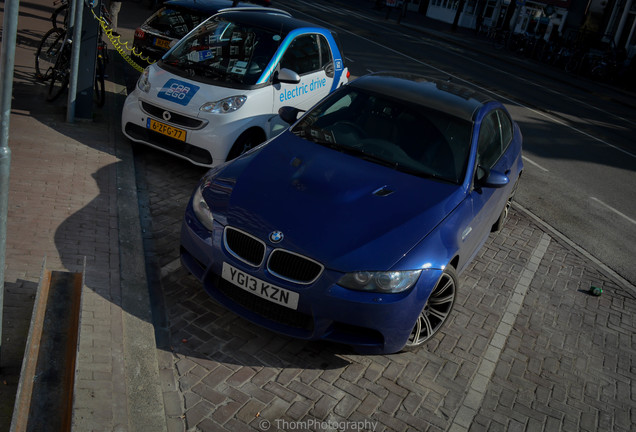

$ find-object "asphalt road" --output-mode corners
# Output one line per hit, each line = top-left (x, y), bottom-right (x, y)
(273, 0), (636, 286)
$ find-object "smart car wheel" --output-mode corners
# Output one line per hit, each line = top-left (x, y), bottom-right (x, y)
(228, 130), (265, 161)
(404, 266), (457, 351)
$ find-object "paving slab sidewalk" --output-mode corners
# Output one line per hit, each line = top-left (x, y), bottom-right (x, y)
(0, 0), (165, 430)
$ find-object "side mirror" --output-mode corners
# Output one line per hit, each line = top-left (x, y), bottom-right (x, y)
(278, 106), (304, 124)
(275, 68), (301, 84)
(324, 62), (334, 78)
(476, 166), (509, 189)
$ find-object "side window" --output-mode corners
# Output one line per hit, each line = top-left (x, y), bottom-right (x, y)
(477, 112), (502, 169)
(280, 35), (320, 75)
(497, 110), (513, 151)
(319, 35), (332, 66)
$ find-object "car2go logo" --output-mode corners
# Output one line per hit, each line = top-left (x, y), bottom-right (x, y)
(158, 79), (200, 106)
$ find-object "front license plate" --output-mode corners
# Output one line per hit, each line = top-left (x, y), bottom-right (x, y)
(154, 38), (171, 49)
(222, 263), (299, 310)
(147, 118), (186, 142)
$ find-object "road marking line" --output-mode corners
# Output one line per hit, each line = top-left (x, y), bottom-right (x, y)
(590, 197), (636, 225)
(449, 233), (551, 432)
(522, 155), (549, 172)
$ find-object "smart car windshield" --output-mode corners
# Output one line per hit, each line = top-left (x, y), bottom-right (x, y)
(291, 86), (473, 184)
(163, 16), (283, 85)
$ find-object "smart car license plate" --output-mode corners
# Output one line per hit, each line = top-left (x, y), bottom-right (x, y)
(147, 119), (186, 142)
(154, 38), (171, 49)
(222, 263), (299, 310)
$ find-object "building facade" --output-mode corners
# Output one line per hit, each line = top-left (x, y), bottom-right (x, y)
(424, 0), (635, 58)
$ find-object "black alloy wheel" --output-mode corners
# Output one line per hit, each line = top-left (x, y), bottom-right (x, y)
(403, 266), (457, 350)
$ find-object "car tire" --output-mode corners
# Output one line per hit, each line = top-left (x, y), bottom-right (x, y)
(492, 178), (519, 232)
(227, 129), (265, 161)
(403, 266), (457, 351)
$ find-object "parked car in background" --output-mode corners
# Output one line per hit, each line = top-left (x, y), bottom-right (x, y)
(179, 72), (524, 354)
(133, 0), (270, 63)
(123, 9), (350, 166)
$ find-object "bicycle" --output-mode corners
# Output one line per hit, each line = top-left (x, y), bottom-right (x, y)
(46, 33), (72, 102)
(35, 26), (66, 80)
(44, 35), (109, 105)
(35, 4), (110, 105)
(51, 0), (69, 29)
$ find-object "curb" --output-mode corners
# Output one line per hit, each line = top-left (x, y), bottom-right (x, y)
(110, 49), (168, 431)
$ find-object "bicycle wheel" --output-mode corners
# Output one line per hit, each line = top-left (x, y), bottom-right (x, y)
(51, 4), (69, 29)
(35, 27), (65, 81)
(47, 47), (71, 102)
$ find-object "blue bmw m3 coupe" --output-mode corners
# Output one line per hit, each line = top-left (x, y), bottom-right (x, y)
(180, 72), (523, 354)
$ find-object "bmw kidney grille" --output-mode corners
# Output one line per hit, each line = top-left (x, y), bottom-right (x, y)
(224, 227), (323, 284)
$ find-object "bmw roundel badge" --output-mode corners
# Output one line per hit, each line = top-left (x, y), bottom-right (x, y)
(269, 231), (284, 243)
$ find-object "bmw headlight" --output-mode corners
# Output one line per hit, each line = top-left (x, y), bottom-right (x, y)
(192, 182), (214, 231)
(338, 270), (421, 294)
(200, 96), (247, 114)
(137, 67), (151, 93)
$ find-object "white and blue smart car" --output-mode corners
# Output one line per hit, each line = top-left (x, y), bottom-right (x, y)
(122, 8), (349, 166)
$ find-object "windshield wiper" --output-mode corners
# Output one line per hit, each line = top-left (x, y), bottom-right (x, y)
(359, 152), (399, 169)
(393, 164), (455, 183)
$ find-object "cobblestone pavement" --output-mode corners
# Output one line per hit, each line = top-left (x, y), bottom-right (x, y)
(133, 145), (634, 432)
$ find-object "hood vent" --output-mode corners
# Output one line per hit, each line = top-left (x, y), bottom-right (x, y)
(373, 186), (395, 197)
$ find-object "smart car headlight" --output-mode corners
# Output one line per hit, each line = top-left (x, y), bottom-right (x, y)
(338, 270), (421, 294)
(137, 67), (151, 93)
(200, 96), (247, 114)
(192, 182), (214, 231)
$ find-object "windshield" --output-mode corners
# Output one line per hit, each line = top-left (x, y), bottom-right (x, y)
(291, 86), (472, 184)
(163, 16), (283, 85)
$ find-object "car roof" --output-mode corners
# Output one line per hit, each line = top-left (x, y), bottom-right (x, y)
(215, 9), (324, 33)
(350, 72), (494, 122)
(163, 0), (265, 13)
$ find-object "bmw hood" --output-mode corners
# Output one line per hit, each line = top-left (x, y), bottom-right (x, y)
(209, 132), (465, 272)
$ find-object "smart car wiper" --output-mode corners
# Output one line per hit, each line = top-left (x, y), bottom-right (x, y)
(172, 58), (207, 75)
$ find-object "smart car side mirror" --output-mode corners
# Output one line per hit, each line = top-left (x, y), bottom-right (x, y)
(324, 62), (334, 78)
(275, 68), (301, 84)
(476, 166), (509, 189)
(278, 106), (304, 124)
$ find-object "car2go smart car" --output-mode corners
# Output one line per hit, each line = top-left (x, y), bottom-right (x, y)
(122, 9), (349, 167)
(180, 72), (523, 354)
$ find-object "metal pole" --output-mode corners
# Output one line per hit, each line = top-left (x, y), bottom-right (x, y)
(0, 0), (20, 367)
(67, 0), (85, 122)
